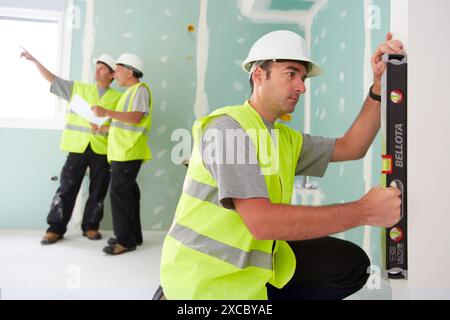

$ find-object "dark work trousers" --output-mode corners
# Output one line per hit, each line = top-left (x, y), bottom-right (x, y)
(267, 237), (371, 300)
(47, 144), (110, 235)
(110, 160), (143, 248)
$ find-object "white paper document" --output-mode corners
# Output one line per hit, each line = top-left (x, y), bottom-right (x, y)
(69, 94), (109, 126)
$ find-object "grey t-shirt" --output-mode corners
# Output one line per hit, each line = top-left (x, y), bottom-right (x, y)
(120, 85), (150, 114)
(50, 77), (74, 101)
(131, 86), (150, 114)
(201, 115), (335, 209)
(50, 76), (108, 101)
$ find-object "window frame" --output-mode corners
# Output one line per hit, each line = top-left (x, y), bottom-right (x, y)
(0, 4), (72, 130)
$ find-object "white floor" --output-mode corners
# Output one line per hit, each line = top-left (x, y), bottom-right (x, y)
(0, 230), (166, 300)
(0, 230), (393, 300)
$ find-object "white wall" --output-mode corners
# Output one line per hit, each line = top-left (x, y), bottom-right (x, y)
(399, 0), (450, 299)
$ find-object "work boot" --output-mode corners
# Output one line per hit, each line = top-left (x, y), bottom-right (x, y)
(41, 232), (63, 245)
(83, 230), (102, 240)
(103, 243), (136, 255)
(107, 237), (142, 246)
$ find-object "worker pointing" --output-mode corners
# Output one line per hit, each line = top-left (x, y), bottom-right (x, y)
(21, 48), (122, 245)
(158, 30), (403, 300)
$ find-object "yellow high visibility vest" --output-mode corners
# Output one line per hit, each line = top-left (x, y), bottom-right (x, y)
(107, 82), (152, 162)
(160, 101), (303, 299)
(60, 82), (122, 154)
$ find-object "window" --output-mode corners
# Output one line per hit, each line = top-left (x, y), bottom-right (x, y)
(0, 5), (71, 129)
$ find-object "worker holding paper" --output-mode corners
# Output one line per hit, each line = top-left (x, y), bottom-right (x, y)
(21, 48), (122, 245)
(92, 53), (152, 255)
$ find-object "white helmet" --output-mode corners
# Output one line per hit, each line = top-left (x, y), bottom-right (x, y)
(115, 53), (144, 75)
(242, 30), (324, 78)
(93, 54), (115, 71)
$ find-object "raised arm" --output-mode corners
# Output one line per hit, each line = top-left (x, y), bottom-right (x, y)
(331, 32), (404, 162)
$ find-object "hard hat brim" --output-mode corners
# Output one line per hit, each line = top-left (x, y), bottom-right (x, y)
(115, 53), (144, 75)
(242, 59), (324, 78)
(93, 57), (115, 71)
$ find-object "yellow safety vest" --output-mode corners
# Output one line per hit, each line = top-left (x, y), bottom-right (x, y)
(160, 101), (303, 299)
(60, 81), (122, 155)
(107, 82), (152, 162)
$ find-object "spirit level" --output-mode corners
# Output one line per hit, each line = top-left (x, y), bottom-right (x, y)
(381, 53), (407, 280)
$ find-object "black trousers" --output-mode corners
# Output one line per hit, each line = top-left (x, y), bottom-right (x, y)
(110, 160), (143, 248)
(267, 237), (371, 300)
(47, 144), (110, 234)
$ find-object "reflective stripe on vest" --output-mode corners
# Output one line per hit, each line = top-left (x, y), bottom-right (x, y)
(65, 124), (108, 136)
(121, 93), (133, 112)
(183, 176), (221, 207)
(168, 223), (273, 270)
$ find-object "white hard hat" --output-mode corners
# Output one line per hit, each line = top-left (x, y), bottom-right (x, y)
(93, 54), (115, 71)
(115, 53), (144, 75)
(242, 30), (324, 78)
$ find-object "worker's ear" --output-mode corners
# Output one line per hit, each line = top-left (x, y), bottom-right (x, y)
(252, 67), (264, 86)
(127, 68), (133, 79)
